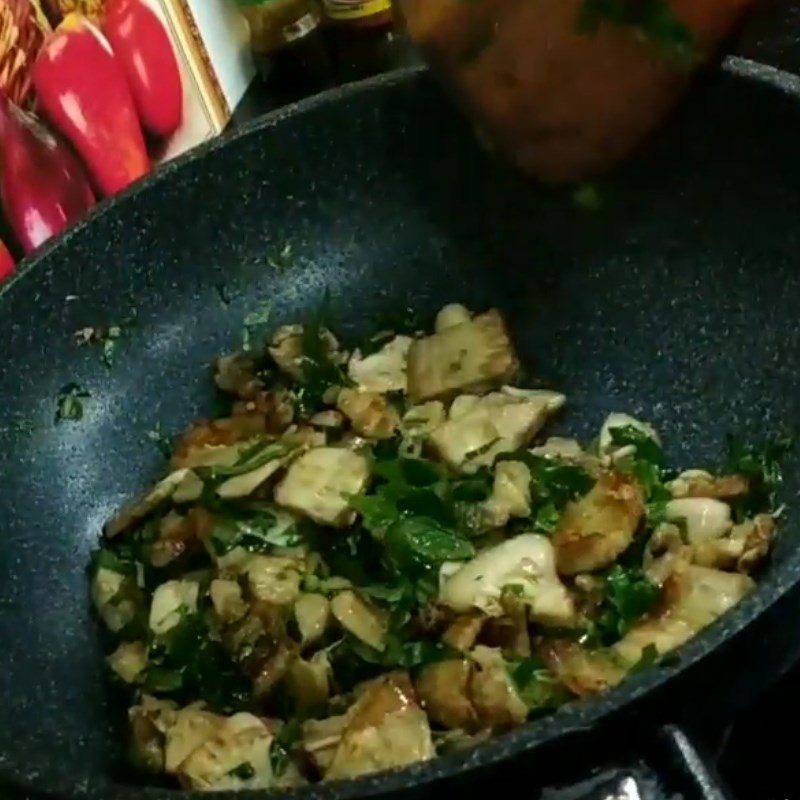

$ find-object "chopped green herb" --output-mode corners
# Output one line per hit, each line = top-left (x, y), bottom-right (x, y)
(267, 241), (294, 272)
(578, 0), (695, 64)
(210, 510), (304, 555)
(385, 516), (474, 577)
(586, 564), (661, 646)
(302, 574), (353, 596)
(506, 657), (571, 710)
(292, 305), (351, 415)
(75, 323), (125, 368)
(348, 493), (398, 534)
(55, 383), (91, 423)
(270, 720), (302, 777)
(348, 633), (454, 669)
(145, 423), (173, 459)
(725, 435), (792, 520)
(504, 452), (593, 533)
(609, 425), (664, 466)
(242, 300), (272, 352)
(144, 614), (251, 712)
(196, 441), (291, 483)
(573, 184), (602, 212)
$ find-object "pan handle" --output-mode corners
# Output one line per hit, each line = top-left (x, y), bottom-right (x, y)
(546, 725), (734, 800)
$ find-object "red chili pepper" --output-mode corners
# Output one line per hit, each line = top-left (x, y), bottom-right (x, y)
(0, 92), (95, 255)
(0, 238), (15, 282)
(32, 14), (150, 196)
(103, 0), (183, 138)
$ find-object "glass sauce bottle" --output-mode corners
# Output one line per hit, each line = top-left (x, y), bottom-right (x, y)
(322, 1), (409, 81)
(238, 0), (334, 100)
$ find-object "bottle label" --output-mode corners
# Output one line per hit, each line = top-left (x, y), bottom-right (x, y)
(323, 0), (391, 21)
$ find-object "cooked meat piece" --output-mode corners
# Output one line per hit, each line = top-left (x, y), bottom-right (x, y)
(429, 390), (564, 472)
(406, 309), (519, 401)
(107, 641), (147, 684)
(286, 653), (332, 712)
(149, 579), (199, 635)
(613, 562), (754, 665)
(668, 470), (750, 500)
(325, 673), (435, 780)
(348, 335), (413, 393)
(536, 640), (626, 697)
(209, 579), (248, 623)
(439, 533), (575, 626)
(442, 612), (486, 652)
(330, 590), (387, 651)
(468, 646), (528, 730)
(553, 472), (644, 575)
(177, 713), (294, 791)
(274, 447), (371, 527)
(665, 497), (732, 543)
(246, 556), (304, 605)
(482, 460), (532, 527)
(302, 715), (348, 774)
(337, 388), (400, 440)
(294, 593), (331, 646)
(104, 468), (202, 538)
(416, 659), (479, 731)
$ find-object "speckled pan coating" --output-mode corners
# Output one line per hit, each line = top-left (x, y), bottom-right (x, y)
(1, 64), (800, 800)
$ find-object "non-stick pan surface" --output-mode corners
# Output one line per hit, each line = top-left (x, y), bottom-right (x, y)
(2, 63), (800, 800)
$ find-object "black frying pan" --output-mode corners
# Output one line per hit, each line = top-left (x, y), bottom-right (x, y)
(2, 60), (800, 800)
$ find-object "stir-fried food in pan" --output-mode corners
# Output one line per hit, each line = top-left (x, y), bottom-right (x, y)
(90, 304), (785, 791)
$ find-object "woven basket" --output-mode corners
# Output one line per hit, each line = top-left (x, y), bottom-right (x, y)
(0, 0), (50, 108)
(42, 0), (107, 24)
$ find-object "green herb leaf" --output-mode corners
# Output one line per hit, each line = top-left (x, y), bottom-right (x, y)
(384, 516), (474, 576)
(145, 423), (173, 459)
(573, 184), (603, 212)
(292, 302), (351, 415)
(242, 300), (272, 352)
(75, 323), (124, 368)
(586, 564), (661, 646)
(348, 493), (400, 534)
(266, 241), (294, 272)
(348, 633), (454, 669)
(725, 435), (792, 519)
(55, 383), (91, 423)
(144, 614), (251, 712)
(506, 657), (571, 710)
(609, 425), (664, 466)
(270, 720), (302, 777)
(578, 0), (695, 64)
(211, 509), (304, 555)
(198, 441), (291, 482)
(505, 453), (594, 533)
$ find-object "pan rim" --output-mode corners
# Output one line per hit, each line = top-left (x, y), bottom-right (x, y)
(2, 58), (800, 800)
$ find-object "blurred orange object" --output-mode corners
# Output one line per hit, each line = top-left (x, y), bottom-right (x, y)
(399, 0), (757, 183)
(0, 237), (15, 282)
(33, 13), (149, 196)
(0, 0), (50, 108)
